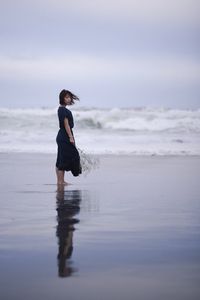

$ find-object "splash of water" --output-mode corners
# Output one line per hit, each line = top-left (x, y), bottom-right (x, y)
(77, 147), (100, 176)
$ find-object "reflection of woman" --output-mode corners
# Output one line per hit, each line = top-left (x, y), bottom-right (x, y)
(56, 185), (81, 277)
(55, 89), (82, 185)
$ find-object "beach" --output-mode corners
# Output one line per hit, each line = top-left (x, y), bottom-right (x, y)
(0, 153), (200, 300)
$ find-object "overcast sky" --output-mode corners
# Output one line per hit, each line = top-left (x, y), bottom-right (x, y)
(0, 0), (199, 109)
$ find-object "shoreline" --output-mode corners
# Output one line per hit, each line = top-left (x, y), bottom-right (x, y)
(1, 151), (200, 157)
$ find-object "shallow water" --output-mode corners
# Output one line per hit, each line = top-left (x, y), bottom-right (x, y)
(0, 154), (200, 300)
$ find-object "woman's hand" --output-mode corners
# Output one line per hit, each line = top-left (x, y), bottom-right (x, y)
(69, 136), (75, 145)
(64, 118), (75, 145)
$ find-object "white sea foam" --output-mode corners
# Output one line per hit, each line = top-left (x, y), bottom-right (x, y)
(0, 106), (200, 155)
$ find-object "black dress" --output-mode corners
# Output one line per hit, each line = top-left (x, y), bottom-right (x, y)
(56, 106), (82, 176)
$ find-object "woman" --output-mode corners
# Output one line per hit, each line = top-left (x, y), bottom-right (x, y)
(56, 89), (82, 185)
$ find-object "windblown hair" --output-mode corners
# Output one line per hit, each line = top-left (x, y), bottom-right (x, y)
(59, 89), (80, 105)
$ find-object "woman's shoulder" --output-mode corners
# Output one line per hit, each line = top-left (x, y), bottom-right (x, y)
(58, 106), (72, 118)
(58, 106), (71, 112)
(65, 107), (73, 116)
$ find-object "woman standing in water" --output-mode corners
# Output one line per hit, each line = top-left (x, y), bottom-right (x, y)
(56, 89), (82, 185)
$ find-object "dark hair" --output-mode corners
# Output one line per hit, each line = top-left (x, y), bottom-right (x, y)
(59, 89), (80, 105)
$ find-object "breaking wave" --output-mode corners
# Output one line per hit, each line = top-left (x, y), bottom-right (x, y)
(0, 106), (199, 155)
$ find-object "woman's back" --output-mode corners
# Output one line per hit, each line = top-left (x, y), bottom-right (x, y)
(57, 106), (74, 129)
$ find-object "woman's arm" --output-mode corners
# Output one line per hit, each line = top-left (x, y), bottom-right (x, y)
(64, 117), (75, 144)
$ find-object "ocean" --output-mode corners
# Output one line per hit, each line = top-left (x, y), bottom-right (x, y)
(0, 106), (200, 155)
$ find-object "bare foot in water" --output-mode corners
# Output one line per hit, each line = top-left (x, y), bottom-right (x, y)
(63, 181), (73, 185)
(57, 181), (72, 185)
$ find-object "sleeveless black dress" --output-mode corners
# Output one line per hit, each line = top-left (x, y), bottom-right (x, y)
(56, 106), (82, 176)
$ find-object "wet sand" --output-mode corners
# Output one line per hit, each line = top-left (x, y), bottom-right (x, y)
(0, 153), (200, 300)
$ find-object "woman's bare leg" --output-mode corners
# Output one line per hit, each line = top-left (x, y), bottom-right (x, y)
(56, 167), (71, 185)
(58, 170), (65, 184)
(56, 166), (59, 180)
(56, 166), (64, 184)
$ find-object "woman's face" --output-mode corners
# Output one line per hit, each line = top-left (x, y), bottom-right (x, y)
(64, 95), (71, 105)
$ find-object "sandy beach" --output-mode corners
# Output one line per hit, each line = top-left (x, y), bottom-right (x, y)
(0, 153), (200, 300)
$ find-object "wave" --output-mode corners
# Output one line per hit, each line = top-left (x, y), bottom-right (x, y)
(0, 106), (200, 155)
(0, 106), (200, 132)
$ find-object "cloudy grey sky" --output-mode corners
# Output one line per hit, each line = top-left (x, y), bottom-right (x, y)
(0, 0), (199, 109)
